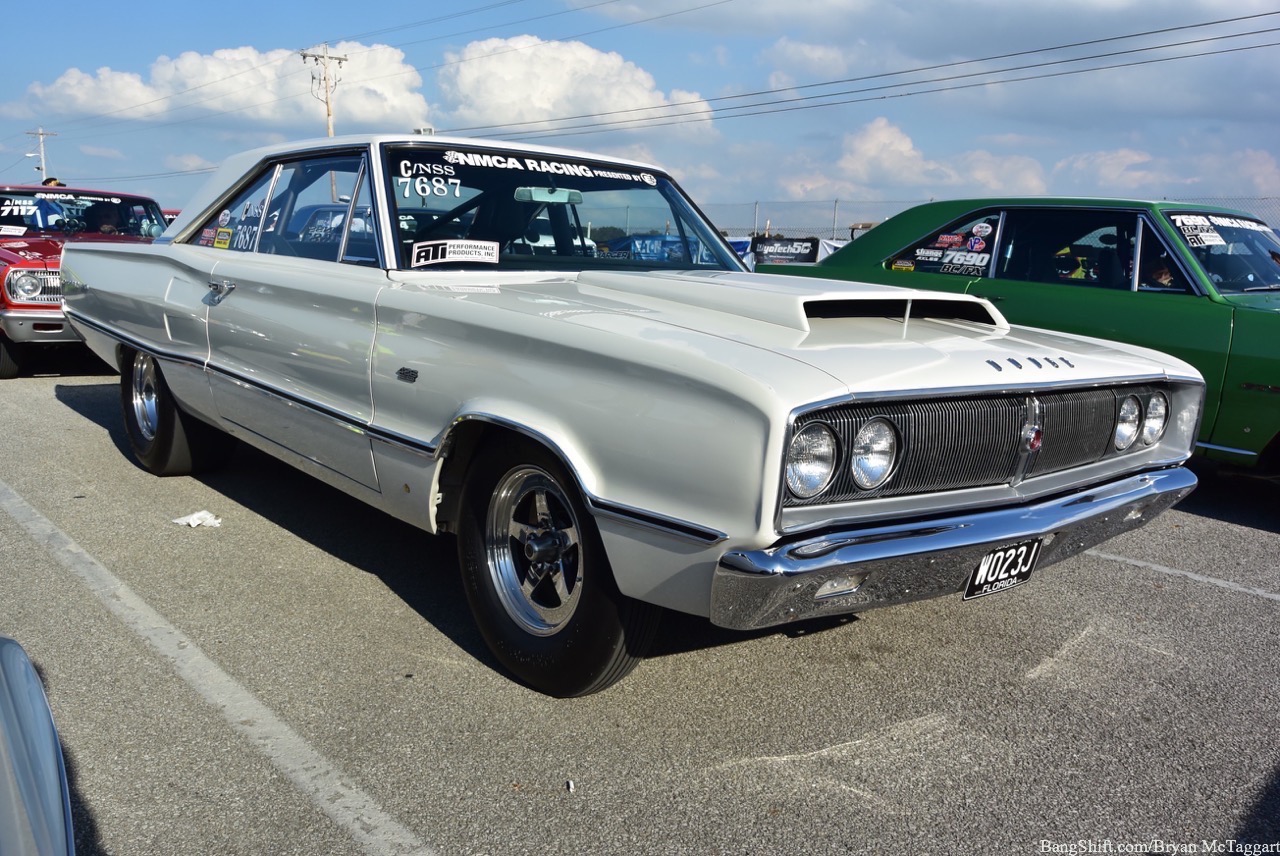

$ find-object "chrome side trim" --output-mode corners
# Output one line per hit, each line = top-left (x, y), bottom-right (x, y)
(712, 467), (1196, 631)
(1195, 441), (1257, 458)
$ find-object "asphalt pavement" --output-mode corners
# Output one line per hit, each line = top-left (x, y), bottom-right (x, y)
(2, 348), (1277, 855)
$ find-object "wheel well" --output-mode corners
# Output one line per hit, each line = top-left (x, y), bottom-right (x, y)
(1255, 429), (1280, 475)
(434, 420), (584, 533)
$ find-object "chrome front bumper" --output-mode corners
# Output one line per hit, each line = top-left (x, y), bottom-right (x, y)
(0, 307), (79, 344)
(709, 467), (1196, 630)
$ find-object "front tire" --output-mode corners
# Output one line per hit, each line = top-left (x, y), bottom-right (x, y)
(120, 349), (230, 476)
(0, 334), (23, 379)
(458, 439), (660, 697)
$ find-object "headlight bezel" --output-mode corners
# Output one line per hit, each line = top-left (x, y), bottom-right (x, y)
(785, 421), (839, 500)
(1141, 391), (1170, 446)
(8, 272), (46, 302)
(850, 416), (900, 491)
(1113, 394), (1142, 451)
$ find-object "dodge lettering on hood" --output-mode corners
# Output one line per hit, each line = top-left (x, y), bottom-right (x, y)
(60, 135), (1204, 696)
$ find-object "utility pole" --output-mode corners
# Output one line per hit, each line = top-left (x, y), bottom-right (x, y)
(300, 44), (347, 138)
(26, 127), (56, 179)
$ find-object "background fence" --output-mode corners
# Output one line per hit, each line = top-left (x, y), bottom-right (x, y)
(699, 197), (1280, 240)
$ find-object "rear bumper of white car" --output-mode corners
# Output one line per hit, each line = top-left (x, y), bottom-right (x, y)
(710, 467), (1196, 630)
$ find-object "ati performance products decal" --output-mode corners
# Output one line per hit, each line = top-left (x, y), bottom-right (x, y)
(410, 239), (500, 267)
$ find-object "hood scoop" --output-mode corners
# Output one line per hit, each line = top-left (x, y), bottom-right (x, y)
(805, 298), (1001, 326)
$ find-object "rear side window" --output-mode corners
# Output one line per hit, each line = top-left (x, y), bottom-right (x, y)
(889, 211), (1000, 277)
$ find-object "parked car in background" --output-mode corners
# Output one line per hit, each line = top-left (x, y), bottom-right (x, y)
(62, 137), (1203, 696)
(764, 198), (1280, 473)
(0, 185), (168, 378)
(0, 634), (75, 856)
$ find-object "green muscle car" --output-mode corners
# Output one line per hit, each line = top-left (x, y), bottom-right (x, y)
(766, 198), (1280, 472)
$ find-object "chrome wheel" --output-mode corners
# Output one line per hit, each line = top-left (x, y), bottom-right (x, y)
(484, 465), (583, 636)
(130, 351), (160, 442)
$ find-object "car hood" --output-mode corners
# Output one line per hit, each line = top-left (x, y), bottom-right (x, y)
(387, 268), (1201, 396)
(0, 237), (64, 267)
(1217, 290), (1280, 311)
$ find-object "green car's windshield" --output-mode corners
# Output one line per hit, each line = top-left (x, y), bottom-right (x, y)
(383, 143), (745, 272)
(1166, 211), (1280, 293)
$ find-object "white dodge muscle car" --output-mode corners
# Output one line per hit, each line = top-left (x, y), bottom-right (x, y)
(60, 135), (1203, 696)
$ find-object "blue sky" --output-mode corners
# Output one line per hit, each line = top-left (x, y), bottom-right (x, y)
(2, 0), (1278, 231)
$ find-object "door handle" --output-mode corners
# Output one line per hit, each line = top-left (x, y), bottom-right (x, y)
(208, 279), (236, 297)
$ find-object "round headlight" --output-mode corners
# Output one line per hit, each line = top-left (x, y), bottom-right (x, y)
(1141, 392), (1169, 445)
(851, 417), (898, 490)
(786, 422), (838, 499)
(1114, 395), (1141, 451)
(11, 273), (43, 301)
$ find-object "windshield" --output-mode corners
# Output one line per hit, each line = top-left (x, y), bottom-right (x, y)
(1166, 211), (1280, 293)
(0, 189), (168, 238)
(383, 144), (745, 272)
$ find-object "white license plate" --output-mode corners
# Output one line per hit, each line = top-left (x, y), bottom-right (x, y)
(963, 539), (1042, 600)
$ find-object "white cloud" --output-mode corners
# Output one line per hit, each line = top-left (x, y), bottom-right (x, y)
(21, 42), (429, 132)
(164, 152), (216, 172)
(1052, 149), (1175, 192)
(836, 117), (958, 187)
(435, 36), (714, 138)
(953, 150), (1046, 194)
(761, 37), (851, 78)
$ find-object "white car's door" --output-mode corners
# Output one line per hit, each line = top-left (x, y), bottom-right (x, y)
(205, 252), (386, 489)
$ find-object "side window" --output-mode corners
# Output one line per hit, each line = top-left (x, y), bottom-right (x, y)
(192, 168), (277, 252)
(188, 154), (377, 265)
(889, 212), (1000, 277)
(339, 164), (379, 266)
(995, 209), (1138, 289)
(1136, 223), (1192, 294)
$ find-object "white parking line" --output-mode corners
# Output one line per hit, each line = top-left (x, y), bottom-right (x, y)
(1088, 548), (1280, 602)
(0, 478), (435, 856)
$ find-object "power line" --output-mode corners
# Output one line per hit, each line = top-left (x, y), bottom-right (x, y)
(444, 12), (1280, 135)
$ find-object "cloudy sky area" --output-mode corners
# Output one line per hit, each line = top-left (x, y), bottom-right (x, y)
(1, 0), (1277, 231)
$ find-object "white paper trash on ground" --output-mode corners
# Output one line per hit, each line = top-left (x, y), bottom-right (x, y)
(172, 510), (222, 528)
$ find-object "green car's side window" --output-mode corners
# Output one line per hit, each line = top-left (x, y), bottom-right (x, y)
(994, 209), (1142, 290)
(891, 212), (1001, 277)
(1136, 224), (1193, 294)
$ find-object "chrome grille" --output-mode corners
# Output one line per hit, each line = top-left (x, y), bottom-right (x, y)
(788, 387), (1129, 505)
(5, 269), (62, 304)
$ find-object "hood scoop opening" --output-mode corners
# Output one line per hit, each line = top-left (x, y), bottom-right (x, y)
(805, 298), (1000, 326)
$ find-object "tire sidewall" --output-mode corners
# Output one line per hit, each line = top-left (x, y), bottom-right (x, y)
(458, 441), (635, 696)
(119, 349), (182, 474)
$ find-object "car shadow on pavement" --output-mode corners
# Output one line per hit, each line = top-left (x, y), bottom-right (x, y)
(1178, 459), (1280, 534)
(20, 345), (114, 380)
(1235, 762), (1280, 843)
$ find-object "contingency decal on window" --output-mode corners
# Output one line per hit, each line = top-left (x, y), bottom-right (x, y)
(1171, 213), (1271, 248)
(410, 239), (500, 267)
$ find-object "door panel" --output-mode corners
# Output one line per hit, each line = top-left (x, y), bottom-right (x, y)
(205, 254), (385, 489)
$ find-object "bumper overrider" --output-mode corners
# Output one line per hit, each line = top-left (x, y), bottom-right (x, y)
(710, 467), (1196, 631)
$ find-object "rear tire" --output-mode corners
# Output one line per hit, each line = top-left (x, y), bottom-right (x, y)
(458, 439), (660, 696)
(120, 349), (230, 476)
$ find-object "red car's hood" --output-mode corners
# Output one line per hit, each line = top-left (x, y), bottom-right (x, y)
(0, 236), (64, 268)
